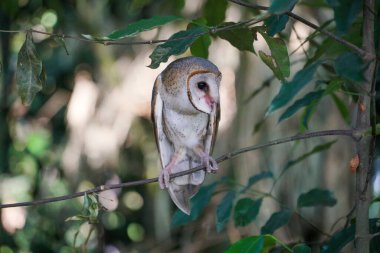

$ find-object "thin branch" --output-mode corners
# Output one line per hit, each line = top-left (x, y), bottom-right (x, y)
(0, 129), (355, 209)
(0, 15), (267, 47)
(227, 0), (372, 59)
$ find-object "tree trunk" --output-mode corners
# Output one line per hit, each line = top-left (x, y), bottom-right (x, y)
(355, 0), (376, 252)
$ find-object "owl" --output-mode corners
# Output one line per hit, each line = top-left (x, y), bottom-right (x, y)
(151, 56), (221, 214)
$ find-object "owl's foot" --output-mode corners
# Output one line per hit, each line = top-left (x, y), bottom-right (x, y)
(159, 168), (171, 189)
(200, 153), (218, 173)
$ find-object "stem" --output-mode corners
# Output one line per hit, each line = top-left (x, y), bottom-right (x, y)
(0, 129), (354, 209)
(354, 0), (377, 252)
(227, 0), (372, 59)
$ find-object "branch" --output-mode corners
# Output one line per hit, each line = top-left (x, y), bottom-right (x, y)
(0, 16), (266, 46)
(227, 0), (372, 60)
(0, 129), (354, 209)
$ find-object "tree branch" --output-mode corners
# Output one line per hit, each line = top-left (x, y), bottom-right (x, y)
(354, 0), (377, 252)
(0, 129), (354, 209)
(227, 0), (372, 60)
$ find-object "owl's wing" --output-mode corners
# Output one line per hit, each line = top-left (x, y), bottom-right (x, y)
(204, 102), (220, 155)
(151, 75), (173, 171)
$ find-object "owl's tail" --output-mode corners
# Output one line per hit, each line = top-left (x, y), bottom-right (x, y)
(168, 158), (205, 215)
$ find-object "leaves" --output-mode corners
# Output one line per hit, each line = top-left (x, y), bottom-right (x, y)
(258, 29), (290, 81)
(216, 191), (236, 232)
(331, 93), (350, 123)
(327, 0), (363, 35)
(234, 198), (262, 226)
(284, 141), (337, 171)
(321, 224), (355, 253)
(265, 15), (290, 36)
(334, 52), (365, 82)
(189, 19), (211, 58)
(172, 183), (217, 226)
(204, 0), (228, 26)
(297, 188), (337, 208)
(279, 90), (324, 122)
(225, 235), (290, 253)
(261, 209), (292, 234)
(66, 193), (100, 224)
(16, 33), (45, 105)
(217, 22), (255, 53)
(267, 61), (321, 114)
(83, 16), (182, 40)
(293, 244), (311, 253)
(148, 26), (206, 69)
(240, 171), (273, 193)
(269, 0), (297, 14)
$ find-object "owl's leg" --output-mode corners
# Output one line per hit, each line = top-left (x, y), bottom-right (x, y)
(159, 150), (185, 189)
(194, 147), (218, 173)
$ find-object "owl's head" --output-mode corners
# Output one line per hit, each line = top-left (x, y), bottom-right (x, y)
(187, 71), (221, 114)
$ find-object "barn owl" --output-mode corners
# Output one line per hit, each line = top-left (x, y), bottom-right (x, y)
(151, 56), (221, 214)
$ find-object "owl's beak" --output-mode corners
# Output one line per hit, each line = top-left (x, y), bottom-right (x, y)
(205, 95), (216, 109)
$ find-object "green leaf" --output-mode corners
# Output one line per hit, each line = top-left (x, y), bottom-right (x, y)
(190, 34), (212, 58)
(83, 16), (182, 40)
(234, 198), (262, 226)
(204, 0), (228, 26)
(327, 0), (362, 35)
(172, 183), (217, 226)
(284, 141), (336, 171)
(216, 191), (236, 232)
(330, 93), (350, 123)
(225, 236), (264, 253)
(321, 224), (355, 253)
(66, 193), (100, 224)
(279, 90), (324, 122)
(293, 244), (311, 253)
(300, 100), (319, 129)
(334, 52), (365, 82)
(258, 30), (290, 80)
(269, 0), (297, 14)
(148, 26), (206, 69)
(260, 209), (292, 234)
(264, 15), (289, 36)
(225, 235), (282, 253)
(217, 22), (255, 53)
(267, 61), (321, 113)
(240, 171), (273, 193)
(259, 51), (284, 81)
(297, 188), (337, 208)
(16, 33), (45, 105)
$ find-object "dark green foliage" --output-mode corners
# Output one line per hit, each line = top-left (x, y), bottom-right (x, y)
(265, 15), (290, 36)
(279, 90), (324, 122)
(204, 0), (228, 26)
(217, 22), (255, 53)
(216, 191), (236, 232)
(297, 188), (337, 208)
(269, 0), (298, 14)
(148, 26), (207, 68)
(334, 52), (365, 82)
(293, 244), (311, 253)
(260, 209), (292, 234)
(234, 198), (262, 226)
(327, 0), (363, 35)
(83, 16), (182, 40)
(268, 61), (321, 113)
(240, 171), (273, 193)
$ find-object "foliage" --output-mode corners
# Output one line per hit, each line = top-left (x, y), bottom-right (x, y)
(0, 0), (379, 252)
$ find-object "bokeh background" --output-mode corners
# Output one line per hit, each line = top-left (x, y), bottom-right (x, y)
(0, 0), (379, 252)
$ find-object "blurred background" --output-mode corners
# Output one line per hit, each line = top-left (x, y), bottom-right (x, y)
(0, 0), (377, 252)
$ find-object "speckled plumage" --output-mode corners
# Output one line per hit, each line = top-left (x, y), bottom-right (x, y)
(151, 57), (221, 214)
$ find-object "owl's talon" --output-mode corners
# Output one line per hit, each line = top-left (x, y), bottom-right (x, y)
(159, 169), (171, 189)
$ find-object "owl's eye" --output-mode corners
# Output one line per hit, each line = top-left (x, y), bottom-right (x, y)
(197, 82), (209, 92)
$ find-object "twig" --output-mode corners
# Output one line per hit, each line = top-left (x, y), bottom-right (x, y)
(0, 15), (267, 47)
(227, 0), (372, 59)
(0, 129), (355, 209)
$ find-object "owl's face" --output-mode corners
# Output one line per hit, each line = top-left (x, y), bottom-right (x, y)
(187, 72), (221, 114)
